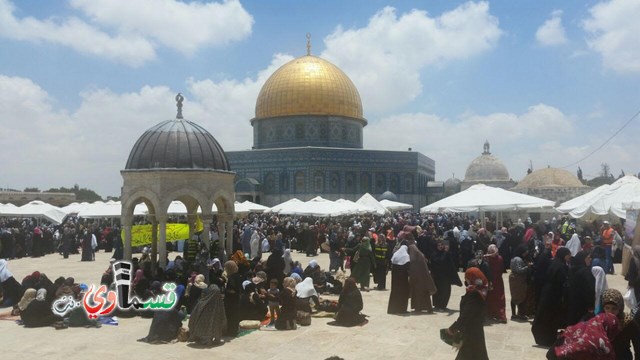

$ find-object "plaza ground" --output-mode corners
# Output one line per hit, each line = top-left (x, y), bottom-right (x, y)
(0, 250), (626, 360)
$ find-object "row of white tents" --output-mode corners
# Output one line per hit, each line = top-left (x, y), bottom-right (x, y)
(0, 193), (414, 225)
(2, 176), (639, 225)
(419, 176), (640, 219)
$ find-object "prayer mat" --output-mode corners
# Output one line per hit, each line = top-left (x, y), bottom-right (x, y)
(237, 329), (257, 337)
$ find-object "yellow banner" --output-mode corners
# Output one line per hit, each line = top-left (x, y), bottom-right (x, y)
(123, 223), (191, 247)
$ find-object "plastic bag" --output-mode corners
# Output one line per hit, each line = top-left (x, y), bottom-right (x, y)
(624, 288), (637, 310)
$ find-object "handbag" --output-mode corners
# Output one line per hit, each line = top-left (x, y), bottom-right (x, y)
(353, 250), (361, 263)
(624, 288), (637, 310)
(440, 328), (463, 349)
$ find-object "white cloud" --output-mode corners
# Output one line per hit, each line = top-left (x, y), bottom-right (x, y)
(0, 55), (290, 196)
(362, 104), (637, 182)
(583, 0), (640, 73)
(0, 0), (155, 67)
(0, 0), (253, 66)
(70, 0), (253, 55)
(536, 10), (568, 46)
(321, 1), (502, 115)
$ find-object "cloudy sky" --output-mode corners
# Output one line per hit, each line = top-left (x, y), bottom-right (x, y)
(0, 0), (638, 198)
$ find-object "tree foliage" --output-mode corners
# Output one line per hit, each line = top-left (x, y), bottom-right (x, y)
(45, 184), (103, 202)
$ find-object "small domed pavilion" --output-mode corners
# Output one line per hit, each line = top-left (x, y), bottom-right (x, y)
(120, 94), (236, 268)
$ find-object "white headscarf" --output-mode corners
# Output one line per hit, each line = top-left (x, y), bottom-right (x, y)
(566, 234), (582, 257)
(295, 277), (318, 298)
(391, 245), (410, 265)
(592, 266), (608, 314)
(308, 259), (319, 269)
(36, 288), (47, 301)
(283, 249), (293, 275)
(0, 259), (12, 282)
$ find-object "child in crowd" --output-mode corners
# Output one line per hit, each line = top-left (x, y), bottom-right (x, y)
(267, 279), (280, 326)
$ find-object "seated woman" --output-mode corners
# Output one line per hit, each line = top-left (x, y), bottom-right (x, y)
(239, 281), (268, 321)
(295, 277), (320, 313)
(188, 285), (226, 346)
(334, 277), (367, 327)
(276, 277), (297, 331)
(138, 285), (186, 343)
(21, 289), (61, 327)
(0, 259), (24, 307)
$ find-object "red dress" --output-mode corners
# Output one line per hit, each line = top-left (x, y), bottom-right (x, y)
(486, 254), (506, 321)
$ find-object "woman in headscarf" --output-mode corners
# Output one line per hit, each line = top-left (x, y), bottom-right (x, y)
(446, 267), (489, 360)
(387, 245), (410, 314)
(188, 285), (226, 346)
(548, 312), (620, 360)
(565, 233), (582, 257)
(430, 239), (462, 311)
(350, 237), (376, 291)
(484, 244), (506, 323)
(276, 277), (297, 330)
(624, 245), (640, 302)
(592, 266), (608, 316)
(566, 250), (596, 326)
(600, 289), (640, 360)
(509, 245), (530, 321)
(406, 233), (437, 313)
(283, 248), (294, 275)
(231, 250), (251, 276)
(20, 289), (61, 327)
(532, 247), (572, 347)
(223, 260), (242, 337)
(295, 277), (320, 313)
(334, 277), (367, 327)
(266, 247), (285, 289)
(186, 274), (207, 314)
(239, 281), (268, 321)
(0, 259), (23, 307)
(138, 285), (186, 343)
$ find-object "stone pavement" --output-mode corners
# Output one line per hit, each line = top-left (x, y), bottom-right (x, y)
(0, 251), (627, 359)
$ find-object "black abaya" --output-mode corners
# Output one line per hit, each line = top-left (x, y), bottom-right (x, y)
(450, 291), (489, 360)
(531, 257), (569, 346)
(387, 263), (410, 314)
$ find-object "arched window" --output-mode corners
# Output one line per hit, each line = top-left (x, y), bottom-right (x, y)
(280, 172), (289, 191)
(390, 173), (399, 193)
(360, 173), (371, 193)
(375, 173), (385, 193)
(345, 173), (355, 193)
(264, 173), (275, 193)
(404, 173), (414, 192)
(295, 171), (305, 193)
(330, 172), (340, 192)
(313, 171), (324, 193)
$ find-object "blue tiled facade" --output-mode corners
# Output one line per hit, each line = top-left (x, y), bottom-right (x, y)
(252, 115), (366, 149)
(227, 146), (435, 209)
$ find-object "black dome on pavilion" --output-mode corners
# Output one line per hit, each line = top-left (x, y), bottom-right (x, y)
(125, 119), (230, 171)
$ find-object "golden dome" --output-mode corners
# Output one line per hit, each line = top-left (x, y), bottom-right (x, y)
(254, 55), (365, 121)
(513, 168), (585, 189)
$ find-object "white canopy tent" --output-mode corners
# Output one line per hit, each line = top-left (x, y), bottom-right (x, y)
(557, 175), (640, 219)
(356, 193), (389, 215)
(555, 184), (611, 215)
(623, 195), (640, 211)
(420, 184), (555, 213)
(234, 200), (269, 214)
(264, 198), (304, 214)
(335, 199), (376, 215)
(0, 200), (68, 224)
(379, 199), (413, 212)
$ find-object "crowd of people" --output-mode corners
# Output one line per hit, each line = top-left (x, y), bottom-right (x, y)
(1, 210), (639, 359)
